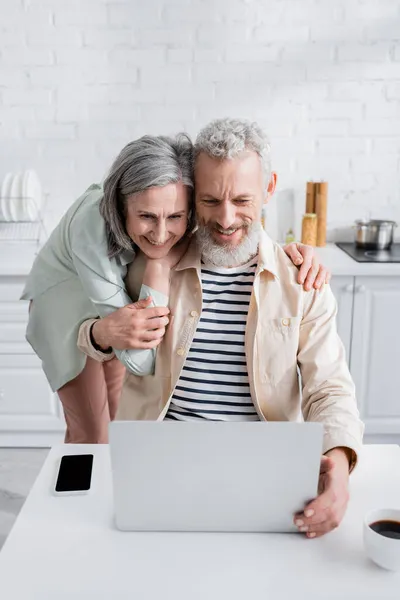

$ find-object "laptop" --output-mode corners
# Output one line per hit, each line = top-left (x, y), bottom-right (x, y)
(109, 420), (323, 533)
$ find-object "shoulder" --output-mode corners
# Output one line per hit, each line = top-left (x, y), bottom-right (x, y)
(273, 243), (301, 286)
(259, 234), (300, 288)
(274, 243), (336, 311)
(69, 185), (106, 244)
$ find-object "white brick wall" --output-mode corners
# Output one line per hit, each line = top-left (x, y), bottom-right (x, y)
(0, 0), (399, 238)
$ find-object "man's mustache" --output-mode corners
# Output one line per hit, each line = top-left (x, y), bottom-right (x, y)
(199, 221), (251, 232)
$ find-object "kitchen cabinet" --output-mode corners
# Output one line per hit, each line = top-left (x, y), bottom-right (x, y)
(329, 276), (354, 363)
(0, 248), (65, 447)
(350, 276), (400, 439)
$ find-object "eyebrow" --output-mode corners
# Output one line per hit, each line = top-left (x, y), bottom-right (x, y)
(200, 195), (254, 201)
(137, 210), (186, 217)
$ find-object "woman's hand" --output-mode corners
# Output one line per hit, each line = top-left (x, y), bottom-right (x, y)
(283, 242), (331, 291)
(92, 297), (170, 351)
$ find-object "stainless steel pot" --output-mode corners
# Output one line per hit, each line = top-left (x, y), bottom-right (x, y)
(354, 219), (397, 250)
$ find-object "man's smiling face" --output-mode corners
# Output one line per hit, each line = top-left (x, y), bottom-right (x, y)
(194, 150), (276, 266)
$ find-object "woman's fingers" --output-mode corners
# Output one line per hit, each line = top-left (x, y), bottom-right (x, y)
(146, 316), (169, 329)
(140, 327), (166, 342)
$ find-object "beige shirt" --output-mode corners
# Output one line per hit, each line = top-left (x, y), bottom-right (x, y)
(79, 231), (364, 466)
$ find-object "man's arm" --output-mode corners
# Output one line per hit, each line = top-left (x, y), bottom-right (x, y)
(294, 284), (364, 538)
(298, 283), (364, 464)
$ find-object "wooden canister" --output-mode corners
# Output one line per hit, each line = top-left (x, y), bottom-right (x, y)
(315, 182), (328, 247)
(306, 181), (315, 214)
(301, 213), (318, 246)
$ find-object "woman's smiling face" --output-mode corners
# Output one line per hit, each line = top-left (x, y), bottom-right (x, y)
(125, 182), (191, 258)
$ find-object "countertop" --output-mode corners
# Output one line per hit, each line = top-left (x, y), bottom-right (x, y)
(1, 241), (400, 278)
(1, 444), (400, 599)
(316, 244), (400, 277)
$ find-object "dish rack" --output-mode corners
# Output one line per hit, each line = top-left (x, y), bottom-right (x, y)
(0, 198), (47, 243)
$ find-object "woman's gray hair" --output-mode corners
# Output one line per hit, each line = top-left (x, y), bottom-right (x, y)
(194, 118), (271, 186)
(100, 133), (194, 257)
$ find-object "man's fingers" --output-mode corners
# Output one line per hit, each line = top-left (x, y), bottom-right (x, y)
(295, 505), (329, 528)
(303, 257), (319, 291)
(320, 455), (334, 474)
(325, 270), (332, 284)
(297, 245), (313, 284)
(305, 529), (327, 539)
(301, 515), (340, 538)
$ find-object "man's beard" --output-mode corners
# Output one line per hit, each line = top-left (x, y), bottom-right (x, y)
(196, 220), (262, 268)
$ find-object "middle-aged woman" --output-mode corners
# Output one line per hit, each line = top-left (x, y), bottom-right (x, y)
(21, 133), (329, 444)
(22, 134), (195, 443)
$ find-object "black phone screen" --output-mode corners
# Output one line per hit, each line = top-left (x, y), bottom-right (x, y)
(55, 454), (93, 492)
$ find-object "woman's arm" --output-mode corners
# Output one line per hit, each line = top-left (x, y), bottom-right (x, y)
(70, 202), (172, 376)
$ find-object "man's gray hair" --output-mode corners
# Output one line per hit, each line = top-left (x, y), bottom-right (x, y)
(194, 118), (271, 186)
(100, 134), (194, 257)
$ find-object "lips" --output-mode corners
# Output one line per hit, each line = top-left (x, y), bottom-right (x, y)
(215, 227), (239, 236)
(145, 238), (172, 247)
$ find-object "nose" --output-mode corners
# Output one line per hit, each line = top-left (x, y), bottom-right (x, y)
(215, 201), (236, 230)
(154, 218), (167, 243)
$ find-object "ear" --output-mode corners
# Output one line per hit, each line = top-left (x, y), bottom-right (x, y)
(264, 172), (278, 205)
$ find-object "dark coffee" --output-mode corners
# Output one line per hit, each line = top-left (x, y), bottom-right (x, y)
(369, 520), (400, 540)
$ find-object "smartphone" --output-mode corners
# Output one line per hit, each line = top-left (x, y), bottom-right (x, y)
(54, 454), (94, 496)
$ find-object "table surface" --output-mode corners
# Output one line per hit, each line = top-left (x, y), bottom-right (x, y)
(0, 444), (399, 600)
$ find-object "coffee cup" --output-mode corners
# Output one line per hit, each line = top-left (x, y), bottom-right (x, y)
(364, 508), (400, 571)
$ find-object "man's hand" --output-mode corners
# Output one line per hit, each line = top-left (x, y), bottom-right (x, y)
(293, 448), (350, 538)
(92, 297), (170, 351)
(283, 242), (331, 291)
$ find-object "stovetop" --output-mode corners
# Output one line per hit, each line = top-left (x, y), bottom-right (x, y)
(336, 243), (400, 263)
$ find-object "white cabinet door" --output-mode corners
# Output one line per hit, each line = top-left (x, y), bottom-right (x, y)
(350, 276), (400, 436)
(0, 275), (65, 447)
(329, 276), (354, 365)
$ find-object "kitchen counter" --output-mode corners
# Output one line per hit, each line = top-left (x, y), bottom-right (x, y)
(1, 241), (400, 277)
(314, 244), (400, 277)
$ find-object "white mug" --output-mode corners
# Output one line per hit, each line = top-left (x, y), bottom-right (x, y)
(364, 508), (400, 571)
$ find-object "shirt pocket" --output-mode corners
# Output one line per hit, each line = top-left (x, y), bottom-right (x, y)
(258, 316), (301, 385)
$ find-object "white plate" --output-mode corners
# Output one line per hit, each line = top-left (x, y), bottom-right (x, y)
(0, 173), (13, 221)
(9, 173), (22, 221)
(22, 170), (42, 220)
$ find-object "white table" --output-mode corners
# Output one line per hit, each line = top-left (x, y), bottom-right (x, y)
(0, 444), (399, 599)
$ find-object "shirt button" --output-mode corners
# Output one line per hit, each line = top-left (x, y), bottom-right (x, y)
(190, 310), (198, 318)
(282, 318), (290, 326)
(177, 348), (185, 356)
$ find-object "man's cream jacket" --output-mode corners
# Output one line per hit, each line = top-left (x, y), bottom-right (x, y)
(79, 231), (364, 466)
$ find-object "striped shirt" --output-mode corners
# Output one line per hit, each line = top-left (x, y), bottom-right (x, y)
(165, 257), (260, 421)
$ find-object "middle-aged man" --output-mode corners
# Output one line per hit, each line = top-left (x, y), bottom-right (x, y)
(79, 118), (364, 539)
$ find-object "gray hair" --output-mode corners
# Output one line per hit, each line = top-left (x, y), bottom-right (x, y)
(100, 133), (194, 257)
(194, 118), (271, 186)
